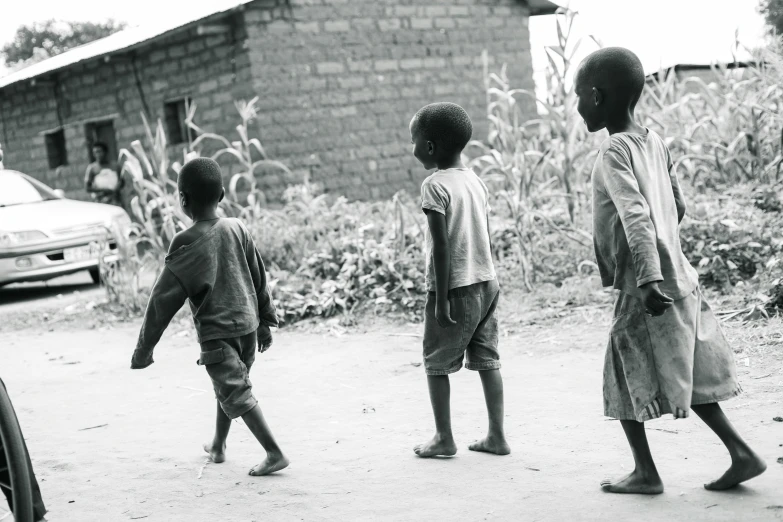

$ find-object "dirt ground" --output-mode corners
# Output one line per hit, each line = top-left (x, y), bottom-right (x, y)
(1, 301), (782, 522)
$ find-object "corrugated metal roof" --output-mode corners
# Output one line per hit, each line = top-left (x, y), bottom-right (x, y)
(0, 0), (557, 90)
(527, 0), (561, 16)
(0, 0), (253, 90)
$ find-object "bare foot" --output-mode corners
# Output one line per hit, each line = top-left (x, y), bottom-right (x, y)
(203, 442), (226, 463)
(704, 450), (766, 490)
(414, 434), (457, 458)
(249, 453), (289, 476)
(601, 469), (664, 495)
(468, 435), (510, 455)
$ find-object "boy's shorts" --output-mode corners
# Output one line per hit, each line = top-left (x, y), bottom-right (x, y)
(423, 279), (501, 375)
(603, 287), (742, 422)
(197, 331), (258, 419)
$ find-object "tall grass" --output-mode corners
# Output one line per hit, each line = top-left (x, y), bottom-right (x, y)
(467, 8), (598, 289)
(470, 7), (783, 307)
(102, 98), (427, 323)
(641, 37), (783, 188)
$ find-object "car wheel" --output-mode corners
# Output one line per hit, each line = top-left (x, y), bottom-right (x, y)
(89, 267), (101, 285)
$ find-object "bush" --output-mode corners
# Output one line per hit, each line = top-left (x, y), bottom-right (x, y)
(101, 99), (427, 324)
(255, 188), (427, 324)
(677, 188), (783, 291)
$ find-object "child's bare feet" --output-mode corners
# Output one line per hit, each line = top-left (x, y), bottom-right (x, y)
(468, 435), (510, 455)
(601, 469), (664, 495)
(249, 452), (289, 476)
(203, 442), (226, 463)
(704, 450), (766, 490)
(414, 433), (458, 458)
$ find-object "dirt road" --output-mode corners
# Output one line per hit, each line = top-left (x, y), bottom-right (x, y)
(1, 316), (782, 521)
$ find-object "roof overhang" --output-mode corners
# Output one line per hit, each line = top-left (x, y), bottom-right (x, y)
(0, 0), (252, 91)
(645, 61), (757, 79)
(1, 0), (562, 91)
(527, 0), (561, 16)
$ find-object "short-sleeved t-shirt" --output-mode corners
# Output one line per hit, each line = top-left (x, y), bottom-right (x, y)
(591, 129), (698, 300)
(420, 167), (496, 291)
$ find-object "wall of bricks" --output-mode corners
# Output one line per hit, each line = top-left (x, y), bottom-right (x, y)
(245, 0), (538, 199)
(0, 10), (258, 201)
(0, 0), (539, 203)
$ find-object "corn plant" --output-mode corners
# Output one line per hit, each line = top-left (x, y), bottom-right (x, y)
(467, 8), (597, 290)
(641, 36), (783, 188)
(119, 115), (192, 259)
(102, 98), (294, 312)
(95, 220), (161, 315)
(183, 96), (294, 216)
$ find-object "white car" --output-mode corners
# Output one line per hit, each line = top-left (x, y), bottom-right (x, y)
(0, 169), (131, 286)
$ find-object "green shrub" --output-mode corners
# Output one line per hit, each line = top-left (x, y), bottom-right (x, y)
(102, 99), (428, 324)
(679, 189), (783, 291)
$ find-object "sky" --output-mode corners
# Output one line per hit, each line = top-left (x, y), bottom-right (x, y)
(528, 0), (767, 98)
(0, 0), (770, 95)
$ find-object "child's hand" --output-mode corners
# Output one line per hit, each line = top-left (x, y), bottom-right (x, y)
(639, 282), (673, 317)
(435, 299), (457, 328)
(258, 325), (273, 353)
(259, 336), (273, 353)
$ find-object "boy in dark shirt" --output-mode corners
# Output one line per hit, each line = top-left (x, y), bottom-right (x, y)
(576, 47), (765, 494)
(131, 158), (288, 476)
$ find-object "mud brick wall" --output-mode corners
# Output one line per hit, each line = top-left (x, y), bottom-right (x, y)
(0, 12), (258, 201)
(0, 0), (538, 203)
(247, 0), (537, 199)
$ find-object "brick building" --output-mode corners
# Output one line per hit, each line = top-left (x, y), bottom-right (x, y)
(0, 0), (556, 201)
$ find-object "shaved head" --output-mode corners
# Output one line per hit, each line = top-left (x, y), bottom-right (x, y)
(178, 157), (224, 208)
(411, 102), (473, 154)
(576, 47), (646, 109)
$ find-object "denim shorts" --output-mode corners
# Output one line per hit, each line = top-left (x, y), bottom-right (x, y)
(197, 331), (258, 419)
(423, 279), (501, 375)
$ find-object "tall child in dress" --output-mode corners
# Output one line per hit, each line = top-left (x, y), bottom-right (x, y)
(575, 47), (766, 493)
(410, 102), (510, 458)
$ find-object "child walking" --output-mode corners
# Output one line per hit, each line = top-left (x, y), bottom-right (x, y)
(410, 102), (510, 458)
(130, 157), (289, 476)
(575, 47), (766, 493)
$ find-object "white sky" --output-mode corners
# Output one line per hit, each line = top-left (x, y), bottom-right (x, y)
(0, 0), (769, 95)
(529, 0), (767, 98)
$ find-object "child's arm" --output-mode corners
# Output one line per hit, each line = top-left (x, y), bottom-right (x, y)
(425, 210), (457, 328)
(602, 146), (672, 315)
(421, 179), (456, 328)
(131, 267), (187, 368)
(668, 158), (687, 224)
(244, 232), (279, 352)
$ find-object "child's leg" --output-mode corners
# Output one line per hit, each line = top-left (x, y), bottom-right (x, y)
(242, 403), (289, 476)
(601, 420), (663, 494)
(468, 369), (510, 455)
(414, 375), (458, 457)
(203, 400), (231, 463)
(691, 402), (766, 490)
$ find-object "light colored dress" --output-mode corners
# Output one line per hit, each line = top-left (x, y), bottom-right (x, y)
(603, 288), (741, 421)
(592, 129), (741, 421)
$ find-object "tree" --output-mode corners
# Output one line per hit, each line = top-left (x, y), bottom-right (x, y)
(1, 19), (127, 67)
(759, 0), (783, 34)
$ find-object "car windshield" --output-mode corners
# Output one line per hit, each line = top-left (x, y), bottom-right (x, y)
(0, 171), (59, 207)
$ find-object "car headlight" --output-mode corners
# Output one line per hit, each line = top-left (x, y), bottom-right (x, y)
(0, 230), (48, 247)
